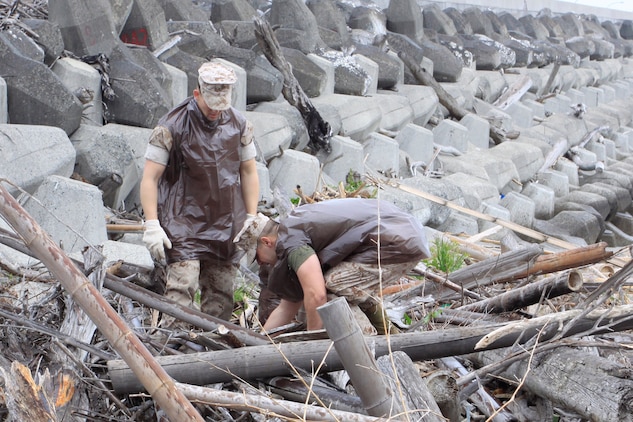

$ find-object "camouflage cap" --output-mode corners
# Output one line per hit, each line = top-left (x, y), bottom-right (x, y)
(233, 213), (271, 264)
(198, 62), (237, 110)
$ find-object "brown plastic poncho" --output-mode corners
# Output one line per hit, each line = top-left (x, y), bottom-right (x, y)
(267, 198), (432, 302)
(157, 98), (247, 264)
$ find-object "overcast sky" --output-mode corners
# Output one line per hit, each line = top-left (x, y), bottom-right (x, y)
(571, 0), (632, 11)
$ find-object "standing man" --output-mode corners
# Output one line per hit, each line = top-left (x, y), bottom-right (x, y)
(234, 198), (431, 332)
(140, 60), (260, 329)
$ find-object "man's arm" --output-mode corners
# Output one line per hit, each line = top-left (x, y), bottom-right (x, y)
(239, 158), (259, 215)
(262, 299), (303, 331)
(296, 254), (328, 330)
(140, 159), (166, 220)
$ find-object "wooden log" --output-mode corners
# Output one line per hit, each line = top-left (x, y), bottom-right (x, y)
(472, 346), (633, 421)
(0, 183), (204, 422)
(107, 305), (633, 394)
(265, 376), (366, 415)
(318, 297), (401, 418)
(492, 75), (533, 110)
(176, 382), (382, 422)
(104, 273), (269, 347)
(376, 351), (445, 422)
(458, 270), (583, 313)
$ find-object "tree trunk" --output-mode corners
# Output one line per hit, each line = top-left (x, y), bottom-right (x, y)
(107, 305), (633, 394)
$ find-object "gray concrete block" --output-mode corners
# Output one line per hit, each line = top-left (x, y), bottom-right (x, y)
(378, 84), (438, 127)
(557, 190), (611, 220)
(522, 182), (555, 219)
(543, 93), (571, 115)
(370, 183), (433, 226)
(478, 201), (511, 234)
(120, 0), (169, 49)
(521, 98), (546, 120)
(0, 34), (82, 136)
(101, 240), (153, 271)
(267, 149), (321, 198)
(586, 139), (607, 162)
(52, 57), (103, 127)
(451, 149), (520, 192)
(353, 54), (379, 95)
(311, 94), (381, 141)
(70, 124), (139, 210)
(536, 169), (570, 197)
(539, 113), (589, 147)
(459, 114), (490, 149)
(580, 86), (601, 107)
(162, 62), (189, 108)
(505, 101), (533, 129)
(565, 88), (585, 105)
(395, 123), (434, 164)
(245, 111), (293, 162)
(0, 124), (75, 196)
(307, 53), (335, 96)
(49, 0), (119, 56)
(433, 119), (469, 153)
(317, 135), (364, 185)
(488, 141), (544, 184)
(445, 172), (500, 206)
(372, 92), (414, 132)
(473, 69), (509, 103)
(435, 211), (480, 236)
(253, 101), (309, 151)
(282, 47), (328, 98)
(360, 133), (400, 178)
(499, 191), (536, 228)
(401, 177), (466, 227)
(21, 175), (108, 254)
(603, 138), (616, 160)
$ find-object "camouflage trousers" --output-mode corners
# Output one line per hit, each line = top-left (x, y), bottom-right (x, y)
(159, 259), (236, 330)
(323, 260), (419, 306)
(324, 260), (419, 334)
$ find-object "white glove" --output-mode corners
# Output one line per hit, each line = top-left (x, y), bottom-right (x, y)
(233, 213), (257, 243)
(143, 220), (172, 263)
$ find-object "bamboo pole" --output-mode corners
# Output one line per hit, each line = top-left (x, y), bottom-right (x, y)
(317, 297), (401, 418)
(0, 183), (203, 422)
(458, 270), (583, 313)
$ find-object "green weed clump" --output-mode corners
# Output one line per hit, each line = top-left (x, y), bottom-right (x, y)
(424, 237), (468, 273)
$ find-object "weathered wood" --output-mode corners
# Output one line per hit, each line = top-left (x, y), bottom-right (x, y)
(397, 50), (511, 145)
(376, 351), (445, 422)
(254, 16), (332, 154)
(492, 75), (533, 110)
(0, 182), (204, 422)
(176, 382), (383, 422)
(318, 297), (401, 418)
(265, 376), (366, 415)
(440, 357), (516, 422)
(458, 270), (583, 313)
(449, 244), (544, 292)
(104, 273), (269, 347)
(107, 305), (633, 393)
(472, 346), (633, 422)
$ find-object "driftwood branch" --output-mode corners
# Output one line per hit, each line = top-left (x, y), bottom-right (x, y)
(0, 182), (204, 422)
(253, 16), (332, 153)
(397, 50), (512, 145)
